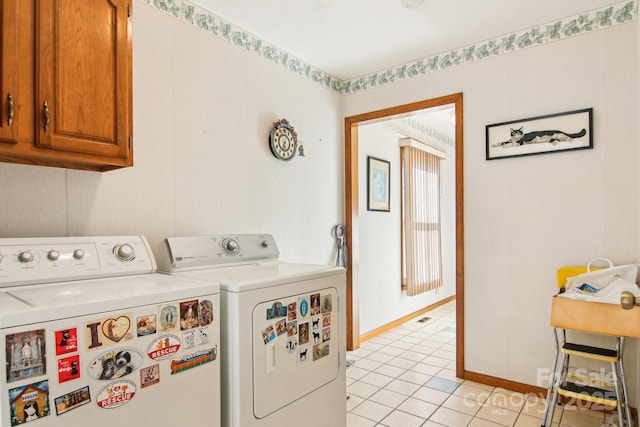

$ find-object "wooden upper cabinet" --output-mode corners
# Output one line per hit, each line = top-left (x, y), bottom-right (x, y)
(0, 0), (132, 171)
(0, 0), (19, 145)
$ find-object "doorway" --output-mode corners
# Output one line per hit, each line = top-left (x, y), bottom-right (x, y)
(343, 93), (464, 378)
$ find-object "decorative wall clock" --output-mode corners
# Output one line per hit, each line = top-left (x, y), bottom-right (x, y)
(269, 118), (298, 161)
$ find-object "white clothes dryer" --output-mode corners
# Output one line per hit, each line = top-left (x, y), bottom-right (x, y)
(157, 234), (346, 427)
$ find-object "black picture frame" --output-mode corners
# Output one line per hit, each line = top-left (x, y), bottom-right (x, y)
(367, 156), (390, 212)
(486, 108), (593, 160)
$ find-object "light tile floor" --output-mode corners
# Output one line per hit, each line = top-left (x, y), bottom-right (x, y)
(346, 300), (619, 427)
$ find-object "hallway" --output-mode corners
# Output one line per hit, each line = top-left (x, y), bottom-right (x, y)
(346, 301), (618, 426)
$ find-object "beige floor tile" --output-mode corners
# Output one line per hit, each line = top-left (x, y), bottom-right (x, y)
(409, 362), (443, 376)
(346, 366), (370, 380)
(429, 406), (474, 426)
(397, 369), (431, 385)
(453, 383), (493, 403)
(367, 352), (396, 363)
(368, 336), (395, 345)
(374, 364), (406, 378)
(431, 348), (456, 360)
(411, 386), (451, 405)
(559, 408), (606, 426)
(347, 381), (381, 399)
(436, 368), (464, 382)
(399, 349), (428, 362)
(350, 399), (394, 423)
(384, 378), (422, 396)
(485, 389), (526, 413)
(346, 394), (365, 411)
(442, 393), (483, 416)
(396, 396), (438, 419)
(360, 341), (384, 351)
(476, 403), (519, 426)
(368, 388), (408, 409)
(352, 358), (383, 371)
(469, 417), (505, 427)
(347, 412), (377, 427)
(386, 357), (418, 369)
(359, 372), (394, 388)
(380, 409), (426, 427)
(422, 355), (451, 368)
(422, 419), (448, 426)
(377, 345), (406, 357)
(515, 413), (562, 427)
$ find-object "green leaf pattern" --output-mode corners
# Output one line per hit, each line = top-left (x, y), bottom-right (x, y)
(141, 0), (637, 95)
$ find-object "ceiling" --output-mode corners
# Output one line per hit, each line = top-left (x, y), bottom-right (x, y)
(190, 0), (618, 80)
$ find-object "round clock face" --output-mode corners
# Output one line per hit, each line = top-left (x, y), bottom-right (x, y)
(269, 126), (297, 161)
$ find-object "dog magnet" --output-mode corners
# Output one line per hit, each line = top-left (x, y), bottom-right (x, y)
(87, 348), (143, 381)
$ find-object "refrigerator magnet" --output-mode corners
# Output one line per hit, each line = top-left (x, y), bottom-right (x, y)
(197, 327), (209, 346)
(298, 297), (309, 318)
(159, 305), (178, 331)
(321, 294), (332, 313)
(55, 328), (78, 356)
(87, 348), (143, 381)
(170, 346), (217, 375)
(96, 380), (136, 409)
(136, 315), (157, 337)
(8, 380), (51, 423)
(54, 386), (90, 416)
(261, 326), (276, 344)
(298, 322), (309, 345)
(198, 300), (214, 326)
(57, 355), (80, 383)
(6, 329), (46, 383)
(179, 300), (199, 331)
(299, 347), (309, 362)
(147, 335), (181, 360)
(140, 365), (160, 388)
(85, 314), (133, 351)
(275, 319), (287, 336)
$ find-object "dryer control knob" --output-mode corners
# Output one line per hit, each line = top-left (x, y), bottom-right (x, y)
(73, 249), (85, 260)
(18, 251), (34, 263)
(261, 240), (269, 248)
(47, 250), (60, 261)
(223, 238), (239, 254)
(114, 244), (135, 261)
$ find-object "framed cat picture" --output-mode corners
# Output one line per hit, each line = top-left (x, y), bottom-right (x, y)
(486, 108), (593, 160)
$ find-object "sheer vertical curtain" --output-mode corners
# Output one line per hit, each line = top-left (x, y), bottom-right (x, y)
(401, 145), (442, 296)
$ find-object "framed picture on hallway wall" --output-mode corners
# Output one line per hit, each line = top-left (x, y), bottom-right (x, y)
(367, 156), (390, 212)
(486, 108), (593, 160)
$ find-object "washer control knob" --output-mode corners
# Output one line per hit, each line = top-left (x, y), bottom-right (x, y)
(114, 244), (135, 261)
(47, 250), (60, 261)
(222, 238), (239, 254)
(261, 240), (269, 248)
(73, 249), (85, 260)
(18, 251), (34, 263)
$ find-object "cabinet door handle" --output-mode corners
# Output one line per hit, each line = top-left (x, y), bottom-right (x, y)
(43, 101), (50, 132)
(7, 93), (15, 127)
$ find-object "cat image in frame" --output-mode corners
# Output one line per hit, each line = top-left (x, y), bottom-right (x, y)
(492, 127), (586, 147)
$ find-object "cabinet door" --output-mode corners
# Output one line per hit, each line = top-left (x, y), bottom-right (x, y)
(0, 0), (19, 145)
(36, 0), (132, 163)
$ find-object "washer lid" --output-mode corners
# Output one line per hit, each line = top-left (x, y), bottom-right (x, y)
(0, 274), (219, 328)
(173, 261), (345, 292)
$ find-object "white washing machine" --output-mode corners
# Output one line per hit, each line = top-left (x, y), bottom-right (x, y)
(0, 236), (220, 427)
(157, 234), (346, 427)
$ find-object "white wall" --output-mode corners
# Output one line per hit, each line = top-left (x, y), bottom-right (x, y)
(357, 121), (456, 334)
(344, 21), (639, 400)
(0, 4), (344, 266)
